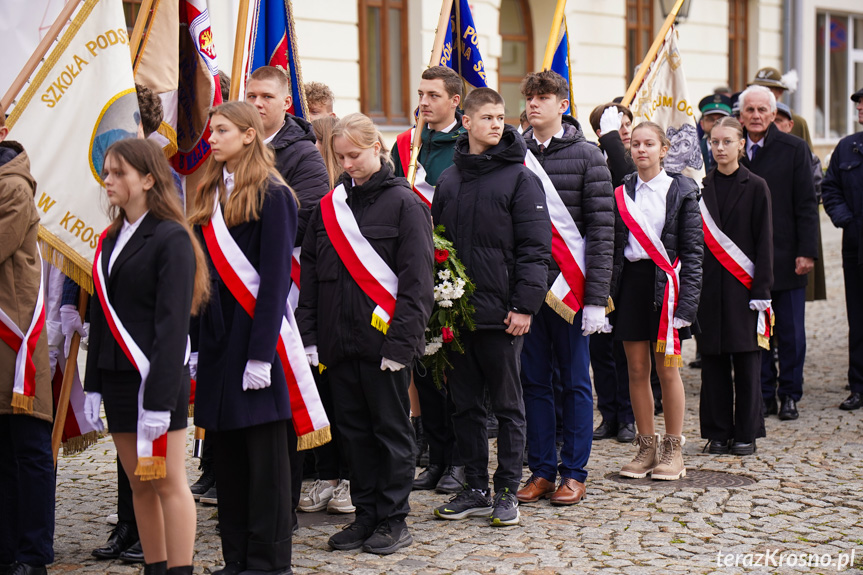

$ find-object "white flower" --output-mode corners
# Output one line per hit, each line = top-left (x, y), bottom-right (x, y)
(438, 269), (451, 281)
(439, 299), (453, 308)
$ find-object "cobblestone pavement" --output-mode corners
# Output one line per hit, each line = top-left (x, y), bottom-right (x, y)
(55, 211), (863, 574)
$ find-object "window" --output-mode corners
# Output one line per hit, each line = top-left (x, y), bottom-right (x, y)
(626, 0), (654, 84)
(123, 0), (144, 32)
(728, 0), (748, 92)
(359, 0), (410, 125)
(816, 12), (863, 139)
(499, 0), (533, 123)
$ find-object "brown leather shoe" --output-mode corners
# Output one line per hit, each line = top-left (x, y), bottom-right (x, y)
(516, 474), (555, 503)
(550, 477), (586, 506)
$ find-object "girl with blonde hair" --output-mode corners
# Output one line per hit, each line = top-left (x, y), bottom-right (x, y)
(311, 116), (341, 188)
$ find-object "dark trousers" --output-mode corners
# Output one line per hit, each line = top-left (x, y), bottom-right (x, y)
(843, 252), (863, 394)
(310, 370), (349, 480)
(200, 432), (215, 473)
(328, 360), (413, 528)
(700, 351), (765, 442)
(521, 305), (593, 483)
(448, 330), (525, 493)
(0, 415), (55, 566)
(213, 420), (292, 571)
(589, 331), (633, 426)
(761, 287), (807, 402)
(414, 366), (460, 467)
(117, 457), (135, 524)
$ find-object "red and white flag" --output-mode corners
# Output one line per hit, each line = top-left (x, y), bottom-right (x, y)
(395, 129), (434, 207)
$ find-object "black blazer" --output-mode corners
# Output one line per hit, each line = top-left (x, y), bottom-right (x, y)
(741, 123), (818, 291)
(84, 213), (195, 412)
(697, 167), (773, 354)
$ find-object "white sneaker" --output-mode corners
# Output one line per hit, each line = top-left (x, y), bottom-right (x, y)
(106, 513), (118, 525)
(298, 479), (336, 512)
(327, 479), (356, 514)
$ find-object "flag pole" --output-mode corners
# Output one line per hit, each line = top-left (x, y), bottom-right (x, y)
(129, 0), (157, 67)
(230, 0), (252, 101)
(620, 0), (685, 107)
(52, 290), (89, 465)
(1, 0), (83, 112)
(541, 0), (567, 71)
(407, 0), (454, 187)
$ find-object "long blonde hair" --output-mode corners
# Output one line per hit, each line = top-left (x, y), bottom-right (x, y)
(104, 139), (211, 315)
(331, 113), (393, 171)
(312, 116), (341, 188)
(188, 101), (293, 227)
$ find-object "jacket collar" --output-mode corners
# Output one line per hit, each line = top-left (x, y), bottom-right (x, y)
(102, 212), (159, 286)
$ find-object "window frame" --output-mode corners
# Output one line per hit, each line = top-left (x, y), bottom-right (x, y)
(626, 0), (654, 85)
(498, 0), (533, 125)
(728, 0), (749, 93)
(816, 10), (863, 140)
(358, 0), (411, 126)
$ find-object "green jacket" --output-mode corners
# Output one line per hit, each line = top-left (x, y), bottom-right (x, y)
(392, 112), (465, 187)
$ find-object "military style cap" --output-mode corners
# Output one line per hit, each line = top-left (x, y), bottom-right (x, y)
(775, 101), (793, 120)
(749, 67), (787, 90)
(699, 94), (732, 116)
(852, 88), (863, 103)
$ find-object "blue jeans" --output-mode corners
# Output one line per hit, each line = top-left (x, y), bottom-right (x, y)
(521, 304), (593, 483)
(761, 287), (807, 402)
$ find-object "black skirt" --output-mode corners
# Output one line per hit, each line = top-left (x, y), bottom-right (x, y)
(101, 368), (190, 433)
(614, 259), (692, 342)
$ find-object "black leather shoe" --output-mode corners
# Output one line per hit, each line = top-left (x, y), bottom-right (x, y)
(91, 521), (138, 559)
(200, 485), (218, 505)
(840, 392), (862, 411)
(730, 440), (757, 455)
(9, 564), (47, 575)
(703, 439), (731, 454)
(592, 420), (617, 440)
(616, 422), (636, 443)
(778, 397), (799, 420)
(190, 468), (216, 498)
(119, 540), (144, 563)
(412, 464), (444, 490)
(435, 465), (465, 494)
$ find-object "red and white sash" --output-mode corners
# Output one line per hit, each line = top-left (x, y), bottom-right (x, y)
(319, 183), (399, 334)
(396, 128), (434, 207)
(94, 230), (181, 480)
(615, 186), (683, 366)
(202, 199), (331, 450)
(287, 247), (302, 311)
(0, 250), (45, 414)
(700, 199), (772, 349)
(524, 150), (586, 323)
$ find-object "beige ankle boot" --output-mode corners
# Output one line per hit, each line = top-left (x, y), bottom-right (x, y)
(652, 434), (686, 480)
(619, 433), (660, 478)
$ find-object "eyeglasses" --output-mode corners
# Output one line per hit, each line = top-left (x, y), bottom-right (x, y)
(709, 138), (740, 148)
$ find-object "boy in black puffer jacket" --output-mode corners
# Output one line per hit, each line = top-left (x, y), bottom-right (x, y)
(431, 88), (551, 527)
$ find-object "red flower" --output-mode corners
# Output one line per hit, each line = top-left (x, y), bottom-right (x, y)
(441, 326), (454, 343)
(434, 249), (449, 264)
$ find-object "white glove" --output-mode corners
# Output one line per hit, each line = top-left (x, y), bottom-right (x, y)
(242, 359), (272, 391)
(601, 317), (613, 334)
(749, 299), (771, 312)
(60, 304), (86, 357)
(81, 322), (90, 351)
(672, 317), (691, 330)
(581, 305), (607, 336)
(189, 352), (198, 380)
(380, 358), (406, 372)
(84, 392), (105, 432)
(140, 409), (171, 441)
(305, 345), (319, 367)
(599, 107), (623, 135)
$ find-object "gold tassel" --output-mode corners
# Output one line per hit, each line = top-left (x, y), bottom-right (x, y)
(61, 431), (100, 456)
(605, 296), (615, 315)
(663, 354), (683, 368)
(194, 426), (206, 440)
(318, 363), (327, 374)
(135, 456), (167, 481)
(11, 393), (34, 414)
(544, 291), (576, 324)
(370, 314), (389, 334)
(757, 334), (771, 350)
(296, 425), (332, 451)
(655, 340), (667, 353)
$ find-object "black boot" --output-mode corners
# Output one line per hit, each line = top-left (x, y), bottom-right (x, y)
(166, 567), (194, 575)
(411, 416), (428, 467)
(143, 561), (167, 575)
(190, 467), (215, 498)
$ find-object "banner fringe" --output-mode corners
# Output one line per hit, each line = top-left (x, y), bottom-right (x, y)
(38, 231), (94, 294)
(61, 431), (100, 456)
(11, 393), (34, 414)
(296, 425), (331, 451)
(135, 456), (167, 481)
(545, 291), (576, 324)
(187, 404), (194, 418)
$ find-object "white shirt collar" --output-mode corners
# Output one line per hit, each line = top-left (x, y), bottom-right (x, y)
(263, 121), (285, 145)
(636, 169), (672, 192)
(438, 118), (458, 134)
(746, 134), (764, 152)
(123, 211), (149, 234)
(223, 166), (235, 198)
(534, 126), (565, 149)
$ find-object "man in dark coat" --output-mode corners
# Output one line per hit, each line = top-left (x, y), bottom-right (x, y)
(738, 85), (819, 421)
(431, 88), (551, 527)
(514, 71), (613, 507)
(822, 87), (863, 411)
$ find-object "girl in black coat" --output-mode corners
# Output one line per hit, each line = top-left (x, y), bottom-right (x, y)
(84, 138), (210, 575)
(698, 117), (773, 455)
(610, 122), (703, 481)
(297, 113), (434, 554)
(188, 101), (298, 575)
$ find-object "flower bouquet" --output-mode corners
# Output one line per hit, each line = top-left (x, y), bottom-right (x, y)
(423, 225), (476, 388)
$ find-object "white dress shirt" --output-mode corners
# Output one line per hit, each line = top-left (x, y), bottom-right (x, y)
(624, 170), (673, 262)
(109, 211), (149, 275)
(438, 118), (458, 134)
(534, 127), (565, 150)
(745, 135), (764, 161)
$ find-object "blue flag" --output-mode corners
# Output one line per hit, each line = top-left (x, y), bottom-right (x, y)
(549, 17), (574, 114)
(438, 0), (488, 88)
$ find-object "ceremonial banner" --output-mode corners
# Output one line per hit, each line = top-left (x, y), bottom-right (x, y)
(7, 0), (139, 291)
(51, 350), (101, 455)
(234, 0), (309, 118)
(628, 28), (704, 183)
(438, 0), (488, 89)
(548, 16), (574, 115)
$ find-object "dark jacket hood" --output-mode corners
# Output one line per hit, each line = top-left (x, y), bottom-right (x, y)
(0, 141), (36, 196)
(0, 141), (22, 169)
(270, 113), (317, 150)
(523, 115), (588, 151)
(452, 124), (527, 175)
(338, 161), (409, 202)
